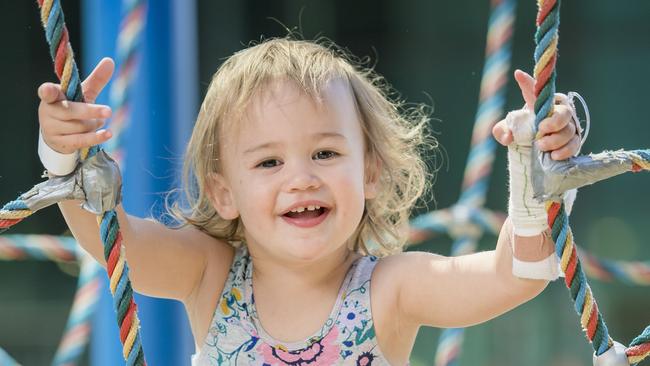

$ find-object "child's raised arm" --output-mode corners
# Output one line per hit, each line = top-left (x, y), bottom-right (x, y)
(38, 58), (233, 306)
(375, 219), (547, 330)
(371, 70), (580, 339)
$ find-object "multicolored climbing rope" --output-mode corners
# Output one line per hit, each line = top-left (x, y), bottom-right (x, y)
(549, 202), (614, 356)
(408, 0), (516, 253)
(2, 0), (147, 364)
(0, 235), (102, 366)
(37, 1), (146, 363)
(0, 201), (32, 233)
(100, 211), (144, 365)
(105, 0), (147, 166)
(434, 0), (516, 363)
(0, 234), (76, 262)
(52, 253), (102, 366)
(628, 326), (650, 365)
(37, 0), (83, 103)
(0, 1), (147, 365)
(98, 2), (148, 362)
(0, 0), (84, 233)
(579, 248), (650, 286)
(534, 0), (650, 363)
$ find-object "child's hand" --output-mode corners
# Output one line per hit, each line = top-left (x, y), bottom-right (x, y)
(492, 69), (586, 281)
(492, 70), (581, 160)
(38, 57), (115, 155)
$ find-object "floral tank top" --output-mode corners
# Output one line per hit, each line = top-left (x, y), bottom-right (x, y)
(192, 247), (393, 365)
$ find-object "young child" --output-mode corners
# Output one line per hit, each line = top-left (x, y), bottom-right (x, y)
(37, 39), (580, 365)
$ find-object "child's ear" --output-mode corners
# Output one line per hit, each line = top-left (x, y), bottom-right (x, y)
(364, 154), (382, 200)
(206, 173), (239, 220)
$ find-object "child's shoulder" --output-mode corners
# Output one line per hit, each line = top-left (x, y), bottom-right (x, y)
(372, 250), (444, 285)
(370, 250), (448, 319)
(182, 226), (236, 341)
(175, 223), (236, 279)
(370, 252), (440, 361)
(371, 250), (439, 299)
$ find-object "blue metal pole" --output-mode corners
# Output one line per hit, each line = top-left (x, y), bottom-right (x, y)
(82, 1), (197, 365)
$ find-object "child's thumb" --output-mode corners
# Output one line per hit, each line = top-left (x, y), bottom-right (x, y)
(82, 57), (115, 103)
(514, 70), (536, 109)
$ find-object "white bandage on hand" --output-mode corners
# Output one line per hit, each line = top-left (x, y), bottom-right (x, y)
(507, 109), (547, 236)
(506, 109), (560, 280)
(38, 131), (79, 176)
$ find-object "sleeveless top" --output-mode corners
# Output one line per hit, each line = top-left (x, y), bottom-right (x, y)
(192, 247), (394, 365)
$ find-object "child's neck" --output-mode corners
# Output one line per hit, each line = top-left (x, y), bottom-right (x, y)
(247, 244), (360, 343)
(249, 244), (357, 290)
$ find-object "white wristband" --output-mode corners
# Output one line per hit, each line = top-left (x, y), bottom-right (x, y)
(38, 131), (79, 176)
(512, 253), (561, 281)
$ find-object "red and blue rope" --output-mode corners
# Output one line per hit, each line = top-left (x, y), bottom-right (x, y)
(0, 1), (147, 365)
(535, 0), (650, 363)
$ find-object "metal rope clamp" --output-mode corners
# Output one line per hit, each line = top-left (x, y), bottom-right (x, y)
(531, 93), (639, 202)
(20, 149), (122, 215)
(593, 341), (629, 366)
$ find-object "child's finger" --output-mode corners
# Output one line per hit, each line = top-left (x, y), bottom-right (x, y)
(537, 122), (576, 151)
(81, 57), (115, 103)
(47, 101), (112, 122)
(53, 129), (113, 152)
(550, 135), (581, 160)
(492, 119), (513, 146)
(38, 83), (66, 104)
(537, 104), (572, 135)
(49, 119), (107, 136)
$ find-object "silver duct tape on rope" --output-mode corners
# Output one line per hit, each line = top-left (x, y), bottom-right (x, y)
(21, 150), (122, 215)
(531, 146), (636, 202)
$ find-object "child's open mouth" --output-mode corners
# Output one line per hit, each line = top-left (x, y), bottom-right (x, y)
(281, 206), (330, 228)
(284, 207), (326, 219)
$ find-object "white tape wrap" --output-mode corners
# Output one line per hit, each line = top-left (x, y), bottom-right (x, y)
(506, 109), (560, 280)
(38, 131), (79, 176)
(506, 109), (548, 237)
(512, 253), (561, 281)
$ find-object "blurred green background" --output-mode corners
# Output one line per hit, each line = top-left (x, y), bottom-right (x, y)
(1, 0), (649, 365)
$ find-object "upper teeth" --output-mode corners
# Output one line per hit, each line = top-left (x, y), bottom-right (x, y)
(290, 205), (320, 213)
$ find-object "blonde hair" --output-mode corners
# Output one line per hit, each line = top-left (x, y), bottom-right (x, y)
(169, 37), (434, 256)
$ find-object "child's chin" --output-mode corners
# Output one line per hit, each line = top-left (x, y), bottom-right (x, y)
(285, 241), (341, 261)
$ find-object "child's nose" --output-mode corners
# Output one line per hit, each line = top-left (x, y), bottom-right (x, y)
(283, 163), (321, 192)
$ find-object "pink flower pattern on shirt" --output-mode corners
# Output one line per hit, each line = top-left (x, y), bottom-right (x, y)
(256, 327), (341, 365)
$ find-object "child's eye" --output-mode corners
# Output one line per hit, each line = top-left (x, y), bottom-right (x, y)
(313, 150), (338, 160)
(256, 159), (282, 168)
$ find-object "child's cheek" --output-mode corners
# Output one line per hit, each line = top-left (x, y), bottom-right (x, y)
(332, 164), (367, 202)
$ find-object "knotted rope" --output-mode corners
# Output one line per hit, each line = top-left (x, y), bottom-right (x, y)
(534, 0), (650, 363)
(0, 1), (147, 365)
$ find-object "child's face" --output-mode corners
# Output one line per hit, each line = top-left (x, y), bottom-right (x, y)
(210, 79), (377, 262)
